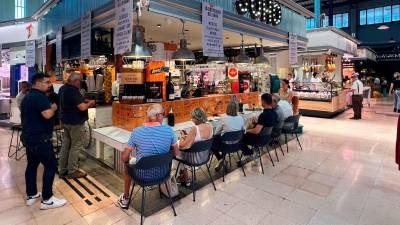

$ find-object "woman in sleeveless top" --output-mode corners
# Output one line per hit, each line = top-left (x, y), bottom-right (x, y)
(279, 79), (294, 102)
(177, 108), (213, 186)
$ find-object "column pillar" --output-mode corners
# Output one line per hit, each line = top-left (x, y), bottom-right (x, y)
(329, 0), (334, 26)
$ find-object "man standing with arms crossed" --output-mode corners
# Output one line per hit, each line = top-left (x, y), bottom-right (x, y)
(21, 73), (67, 209)
(59, 73), (95, 179)
(351, 72), (364, 120)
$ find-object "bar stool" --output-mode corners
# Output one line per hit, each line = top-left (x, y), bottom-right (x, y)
(8, 123), (25, 160)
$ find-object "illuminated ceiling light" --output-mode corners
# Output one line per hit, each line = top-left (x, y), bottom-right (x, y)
(172, 20), (195, 62)
(377, 24), (390, 30)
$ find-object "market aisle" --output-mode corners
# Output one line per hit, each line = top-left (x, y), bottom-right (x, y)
(0, 101), (398, 225)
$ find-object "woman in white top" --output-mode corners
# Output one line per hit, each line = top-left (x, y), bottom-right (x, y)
(212, 101), (245, 171)
(177, 108), (213, 185)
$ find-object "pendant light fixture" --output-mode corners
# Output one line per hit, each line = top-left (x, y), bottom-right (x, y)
(172, 20), (195, 62)
(254, 38), (270, 66)
(235, 33), (251, 64)
(207, 56), (228, 64)
(123, 8), (152, 60)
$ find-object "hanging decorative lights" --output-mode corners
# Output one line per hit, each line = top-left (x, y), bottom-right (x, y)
(235, 0), (282, 26)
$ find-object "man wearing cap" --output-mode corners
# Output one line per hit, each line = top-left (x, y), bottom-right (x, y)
(351, 72), (364, 120)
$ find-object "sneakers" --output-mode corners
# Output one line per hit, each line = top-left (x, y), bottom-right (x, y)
(117, 194), (130, 209)
(26, 192), (41, 206)
(67, 170), (87, 179)
(40, 196), (67, 210)
(214, 159), (225, 172)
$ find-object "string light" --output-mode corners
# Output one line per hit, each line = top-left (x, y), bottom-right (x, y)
(236, 0), (283, 23)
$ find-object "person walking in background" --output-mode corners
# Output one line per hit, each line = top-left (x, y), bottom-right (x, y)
(389, 72), (400, 112)
(351, 73), (364, 120)
(16, 81), (30, 110)
(58, 73), (96, 179)
(381, 77), (388, 97)
(21, 73), (67, 210)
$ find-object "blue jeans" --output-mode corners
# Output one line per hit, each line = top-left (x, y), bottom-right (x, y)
(25, 140), (56, 200)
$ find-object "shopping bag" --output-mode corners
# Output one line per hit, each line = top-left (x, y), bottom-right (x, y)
(160, 176), (179, 198)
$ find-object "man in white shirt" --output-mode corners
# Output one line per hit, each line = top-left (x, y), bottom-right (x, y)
(16, 81), (30, 110)
(351, 73), (364, 120)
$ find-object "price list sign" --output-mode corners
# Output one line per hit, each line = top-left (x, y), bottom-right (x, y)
(202, 3), (224, 57)
(81, 11), (91, 59)
(56, 29), (62, 64)
(42, 36), (46, 67)
(25, 40), (35, 68)
(115, 0), (133, 55)
(289, 33), (298, 65)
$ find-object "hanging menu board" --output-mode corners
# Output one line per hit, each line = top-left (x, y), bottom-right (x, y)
(25, 40), (35, 68)
(202, 2), (224, 57)
(115, 0), (133, 55)
(289, 33), (298, 65)
(42, 36), (46, 67)
(81, 11), (91, 59)
(56, 29), (62, 64)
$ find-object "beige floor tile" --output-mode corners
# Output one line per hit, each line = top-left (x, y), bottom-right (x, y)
(273, 173), (307, 188)
(282, 165), (312, 178)
(66, 218), (89, 225)
(308, 211), (353, 225)
(307, 172), (339, 187)
(34, 205), (81, 225)
(275, 200), (316, 225)
(0, 196), (25, 213)
(15, 219), (37, 225)
(300, 181), (332, 197)
(0, 206), (33, 225)
(287, 189), (328, 210)
(83, 205), (128, 225)
(226, 200), (270, 225)
(245, 189), (285, 212)
(258, 214), (301, 225)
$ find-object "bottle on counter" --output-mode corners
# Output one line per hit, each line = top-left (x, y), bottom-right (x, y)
(168, 108), (175, 127)
(167, 72), (175, 101)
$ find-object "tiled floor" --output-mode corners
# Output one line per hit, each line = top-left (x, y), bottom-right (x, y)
(0, 99), (399, 225)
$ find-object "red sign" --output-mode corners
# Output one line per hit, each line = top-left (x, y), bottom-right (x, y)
(228, 67), (238, 79)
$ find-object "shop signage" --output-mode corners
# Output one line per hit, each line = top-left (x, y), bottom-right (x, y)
(235, 0), (282, 26)
(25, 40), (35, 68)
(81, 11), (91, 60)
(202, 2), (224, 57)
(56, 29), (62, 64)
(148, 42), (165, 61)
(41, 36), (46, 67)
(289, 33), (298, 65)
(376, 53), (400, 61)
(228, 67), (238, 79)
(115, 0), (133, 55)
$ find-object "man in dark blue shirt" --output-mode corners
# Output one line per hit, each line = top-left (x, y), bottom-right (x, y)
(240, 93), (278, 161)
(21, 73), (67, 210)
(58, 73), (95, 179)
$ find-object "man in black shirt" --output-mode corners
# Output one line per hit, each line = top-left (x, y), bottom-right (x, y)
(21, 73), (67, 210)
(240, 93), (278, 160)
(59, 73), (95, 179)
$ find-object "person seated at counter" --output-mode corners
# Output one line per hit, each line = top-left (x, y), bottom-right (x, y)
(117, 104), (178, 209)
(238, 93), (278, 165)
(176, 108), (213, 186)
(272, 94), (293, 123)
(279, 79), (294, 102)
(212, 101), (245, 171)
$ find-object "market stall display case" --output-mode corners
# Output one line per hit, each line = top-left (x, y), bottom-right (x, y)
(293, 82), (346, 118)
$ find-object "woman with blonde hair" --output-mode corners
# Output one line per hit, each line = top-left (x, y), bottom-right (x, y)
(177, 108), (213, 185)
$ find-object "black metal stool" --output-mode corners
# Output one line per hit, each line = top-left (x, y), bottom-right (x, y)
(8, 124), (25, 160)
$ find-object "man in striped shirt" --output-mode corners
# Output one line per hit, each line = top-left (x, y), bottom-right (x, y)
(117, 104), (178, 209)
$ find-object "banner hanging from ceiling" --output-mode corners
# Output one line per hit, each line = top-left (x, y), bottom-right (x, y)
(289, 33), (298, 65)
(56, 29), (62, 64)
(25, 40), (35, 68)
(115, 0), (133, 55)
(202, 2), (224, 57)
(42, 36), (46, 68)
(81, 11), (91, 59)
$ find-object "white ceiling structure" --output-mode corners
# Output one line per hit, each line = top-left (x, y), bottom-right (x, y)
(103, 10), (287, 50)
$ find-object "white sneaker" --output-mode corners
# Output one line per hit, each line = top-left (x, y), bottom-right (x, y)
(26, 192), (41, 206)
(117, 193), (129, 209)
(40, 196), (67, 210)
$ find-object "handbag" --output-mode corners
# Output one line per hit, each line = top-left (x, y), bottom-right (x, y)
(160, 176), (179, 198)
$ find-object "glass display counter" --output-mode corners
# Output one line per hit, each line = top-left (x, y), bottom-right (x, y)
(293, 82), (346, 118)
